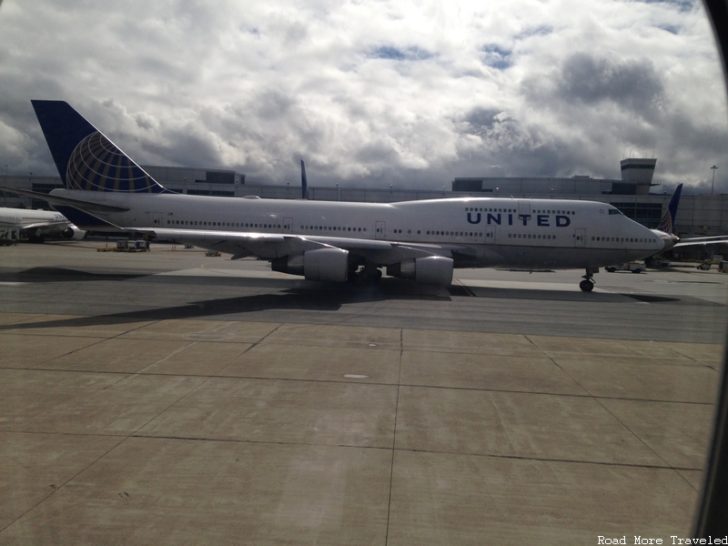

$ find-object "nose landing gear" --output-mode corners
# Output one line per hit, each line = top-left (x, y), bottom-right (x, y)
(579, 267), (598, 292)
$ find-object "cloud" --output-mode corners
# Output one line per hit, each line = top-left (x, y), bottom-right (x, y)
(480, 45), (512, 70)
(0, 0), (726, 191)
(556, 53), (664, 116)
(369, 46), (434, 61)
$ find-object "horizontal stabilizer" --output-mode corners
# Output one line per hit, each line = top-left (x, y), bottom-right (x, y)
(0, 186), (129, 213)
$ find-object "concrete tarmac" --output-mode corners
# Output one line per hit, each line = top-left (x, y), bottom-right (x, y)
(0, 242), (726, 545)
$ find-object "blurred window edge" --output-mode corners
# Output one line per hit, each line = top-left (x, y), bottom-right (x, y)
(693, 0), (728, 537)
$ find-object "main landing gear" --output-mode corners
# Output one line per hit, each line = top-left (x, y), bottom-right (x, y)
(579, 267), (598, 292)
(350, 264), (382, 283)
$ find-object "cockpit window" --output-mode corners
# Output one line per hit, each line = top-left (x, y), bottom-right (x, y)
(608, 209), (622, 215)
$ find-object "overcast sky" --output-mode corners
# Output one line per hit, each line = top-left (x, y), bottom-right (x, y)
(0, 0), (726, 192)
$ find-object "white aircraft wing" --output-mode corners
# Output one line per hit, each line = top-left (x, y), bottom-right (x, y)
(139, 227), (456, 264)
(0, 186), (129, 213)
(673, 237), (728, 248)
(16, 220), (71, 231)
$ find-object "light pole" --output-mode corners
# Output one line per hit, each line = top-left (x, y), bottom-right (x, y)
(711, 165), (718, 195)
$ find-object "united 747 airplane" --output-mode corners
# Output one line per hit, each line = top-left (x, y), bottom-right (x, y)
(5, 100), (681, 292)
(0, 206), (84, 244)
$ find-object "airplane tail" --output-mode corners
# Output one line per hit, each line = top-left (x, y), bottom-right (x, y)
(300, 159), (309, 199)
(656, 183), (683, 234)
(31, 100), (166, 193)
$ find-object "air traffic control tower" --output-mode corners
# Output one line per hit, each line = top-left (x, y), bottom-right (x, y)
(616, 158), (657, 194)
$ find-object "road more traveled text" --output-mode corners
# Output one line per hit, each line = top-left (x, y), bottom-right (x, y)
(598, 536), (728, 545)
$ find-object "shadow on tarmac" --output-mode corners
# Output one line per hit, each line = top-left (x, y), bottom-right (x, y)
(0, 264), (698, 334)
(0, 267), (146, 283)
(0, 275), (455, 332)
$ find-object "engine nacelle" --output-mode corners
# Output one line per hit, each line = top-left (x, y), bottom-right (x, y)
(62, 225), (87, 240)
(388, 256), (454, 286)
(271, 248), (349, 282)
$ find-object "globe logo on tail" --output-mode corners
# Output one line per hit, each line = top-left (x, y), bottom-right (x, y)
(66, 131), (163, 193)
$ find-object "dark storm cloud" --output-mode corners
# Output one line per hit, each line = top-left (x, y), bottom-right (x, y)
(455, 105), (601, 179)
(141, 125), (223, 168)
(355, 142), (400, 164)
(513, 48), (699, 183)
(251, 89), (297, 121)
(557, 53), (664, 116)
(463, 108), (506, 135)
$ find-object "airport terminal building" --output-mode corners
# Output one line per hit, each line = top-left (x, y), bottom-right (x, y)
(1, 158), (726, 238)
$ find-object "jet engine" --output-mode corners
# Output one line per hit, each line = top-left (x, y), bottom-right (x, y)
(62, 225), (87, 240)
(387, 256), (454, 286)
(271, 248), (349, 282)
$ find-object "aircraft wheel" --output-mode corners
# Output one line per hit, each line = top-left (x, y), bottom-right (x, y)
(352, 266), (382, 283)
(579, 279), (594, 292)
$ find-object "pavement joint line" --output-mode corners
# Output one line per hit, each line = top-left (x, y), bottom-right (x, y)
(384, 329), (404, 546)
(543, 357), (720, 371)
(13, 317), (164, 369)
(133, 340), (199, 375)
(0, 330), (105, 339)
(489, 391), (520, 454)
(238, 322), (285, 355)
(118, 433), (705, 472)
(543, 353), (684, 470)
(0, 429), (128, 439)
(0, 366), (131, 380)
(1, 310), (723, 343)
(118, 335), (267, 345)
(127, 383), (208, 438)
(675, 468), (704, 493)
(0, 433), (128, 535)
(595, 391), (677, 470)
(129, 433), (394, 451)
(13, 327), (718, 363)
(0, 365), (717, 405)
(6, 427), (701, 474)
(123, 325), (289, 435)
(394, 446), (704, 471)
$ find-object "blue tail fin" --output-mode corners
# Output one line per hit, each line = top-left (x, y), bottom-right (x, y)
(300, 159), (309, 199)
(31, 100), (166, 193)
(657, 183), (683, 234)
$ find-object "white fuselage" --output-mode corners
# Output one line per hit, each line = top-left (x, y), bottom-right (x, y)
(52, 190), (665, 269)
(0, 207), (69, 229)
(0, 206), (81, 242)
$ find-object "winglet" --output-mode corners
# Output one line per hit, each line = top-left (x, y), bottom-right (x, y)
(657, 183), (683, 234)
(300, 159), (309, 200)
(31, 100), (166, 193)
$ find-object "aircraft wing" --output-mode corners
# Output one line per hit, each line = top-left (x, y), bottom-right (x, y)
(140, 227), (456, 264)
(0, 186), (129, 213)
(0, 219), (67, 231)
(673, 237), (728, 248)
